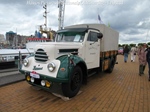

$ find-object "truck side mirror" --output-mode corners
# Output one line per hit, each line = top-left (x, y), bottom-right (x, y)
(97, 33), (103, 39)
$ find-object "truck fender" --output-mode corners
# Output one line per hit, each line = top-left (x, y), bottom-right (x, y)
(71, 55), (88, 84)
(56, 55), (88, 84)
(57, 55), (88, 97)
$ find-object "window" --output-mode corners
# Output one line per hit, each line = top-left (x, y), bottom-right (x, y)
(56, 32), (85, 42)
(87, 31), (98, 42)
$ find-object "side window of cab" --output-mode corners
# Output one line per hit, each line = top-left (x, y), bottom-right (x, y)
(87, 31), (98, 42)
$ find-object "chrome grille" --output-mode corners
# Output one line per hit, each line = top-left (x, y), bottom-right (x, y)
(35, 49), (48, 62)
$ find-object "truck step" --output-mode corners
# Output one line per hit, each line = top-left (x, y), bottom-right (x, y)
(88, 71), (97, 77)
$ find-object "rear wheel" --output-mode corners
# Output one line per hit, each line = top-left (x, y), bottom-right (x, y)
(107, 58), (115, 73)
(62, 66), (82, 98)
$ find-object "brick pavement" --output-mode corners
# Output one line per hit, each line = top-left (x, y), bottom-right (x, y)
(0, 55), (150, 112)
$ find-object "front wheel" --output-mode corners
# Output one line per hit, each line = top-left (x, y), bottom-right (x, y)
(62, 66), (82, 98)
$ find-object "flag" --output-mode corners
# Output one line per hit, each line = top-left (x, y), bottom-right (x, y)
(98, 14), (103, 24)
(98, 14), (101, 21)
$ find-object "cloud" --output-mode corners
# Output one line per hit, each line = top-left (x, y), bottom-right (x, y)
(0, 0), (150, 45)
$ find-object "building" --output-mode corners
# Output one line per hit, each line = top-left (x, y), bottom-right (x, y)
(5, 31), (29, 48)
(17, 35), (29, 48)
(0, 34), (5, 42)
(6, 31), (17, 47)
(0, 34), (6, 48)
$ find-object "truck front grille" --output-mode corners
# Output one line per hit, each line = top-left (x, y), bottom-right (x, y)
(59, 49), (78, 55)
(35, 49), (48, 62)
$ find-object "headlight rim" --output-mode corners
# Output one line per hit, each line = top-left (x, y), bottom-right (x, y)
(47, 62), (56, 72)
(23, 58), (29, 67)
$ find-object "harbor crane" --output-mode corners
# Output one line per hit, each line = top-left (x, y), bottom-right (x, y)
(58, 0), (66, 30)
(43, 3), (48, 29)
(37, 1), (66, 40)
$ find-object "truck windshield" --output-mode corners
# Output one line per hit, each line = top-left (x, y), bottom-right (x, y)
(56, 32), (85, 42)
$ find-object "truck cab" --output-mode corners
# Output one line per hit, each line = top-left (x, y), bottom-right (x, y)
(56, 28), (102, 69)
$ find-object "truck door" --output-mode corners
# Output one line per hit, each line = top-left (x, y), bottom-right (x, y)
(85, 31), (100, 69)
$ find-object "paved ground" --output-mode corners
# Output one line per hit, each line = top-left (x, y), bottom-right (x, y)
(0, 55), (150, 112)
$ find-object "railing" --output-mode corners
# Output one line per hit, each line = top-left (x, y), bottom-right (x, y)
(0, 50), (33, 69)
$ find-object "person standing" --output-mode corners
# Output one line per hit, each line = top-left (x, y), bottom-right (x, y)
(130, 46), (137, 62)
(137, 44), (147, 75)
(143, 44), (148, 72)
(123, 45), (130, 63)
(146, 45), (150, 81)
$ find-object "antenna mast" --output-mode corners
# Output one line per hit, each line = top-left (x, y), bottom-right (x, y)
(58, 0), (66, 30)
(43, 3), (48, 29)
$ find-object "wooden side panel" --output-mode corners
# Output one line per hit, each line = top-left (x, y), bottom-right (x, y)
(105, 51), (109, 57)
(100, 50), (118, 58)
(103, 59), (109, 71)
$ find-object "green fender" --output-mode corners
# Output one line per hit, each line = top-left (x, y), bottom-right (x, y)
(56, 55), (88, 84)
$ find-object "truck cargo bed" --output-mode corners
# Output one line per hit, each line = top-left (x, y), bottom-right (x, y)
(65, 24), (119, 52)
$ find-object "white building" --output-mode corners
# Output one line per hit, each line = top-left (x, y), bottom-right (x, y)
(0, 34), (6, 43)
(0, 34), (7, 48)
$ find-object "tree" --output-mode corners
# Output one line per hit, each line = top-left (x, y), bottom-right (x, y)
(147, 42), (150, 45)
(129, 44), (136, 47)
(138, 43), (145, 46)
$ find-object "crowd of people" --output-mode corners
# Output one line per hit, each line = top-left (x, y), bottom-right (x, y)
(122, 44), (150, 81)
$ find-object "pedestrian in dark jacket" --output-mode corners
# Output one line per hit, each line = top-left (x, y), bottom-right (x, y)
(123, 45), (130, 63)
(146, 45), (150, 81)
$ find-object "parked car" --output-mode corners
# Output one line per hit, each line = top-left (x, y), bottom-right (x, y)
(118, 47), (123, 55)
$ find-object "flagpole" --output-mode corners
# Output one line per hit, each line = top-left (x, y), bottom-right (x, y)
(98, 14), (102, 24)
(97, 8), (99, 23)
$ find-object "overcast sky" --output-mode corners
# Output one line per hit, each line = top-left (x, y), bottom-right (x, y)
(0, 0), (150, 44)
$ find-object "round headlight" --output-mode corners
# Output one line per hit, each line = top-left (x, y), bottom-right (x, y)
(31, 77), (35, 83)
(45, 81), (51, 88)
(41, 80), (45, 86)
(26, 75), (31, 81)
(47, 62), (55, 72)
(2, 57), (7, 61)
(23, 58), (29, 67)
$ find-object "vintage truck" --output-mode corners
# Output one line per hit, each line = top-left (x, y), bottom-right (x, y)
(19, 24), (119, 98)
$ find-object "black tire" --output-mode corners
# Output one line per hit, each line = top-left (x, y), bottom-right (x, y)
(62, 66), (82, 98)
(107, 58), (115, 73)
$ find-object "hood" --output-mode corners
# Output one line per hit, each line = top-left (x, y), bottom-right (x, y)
(34, 42), (83, 62)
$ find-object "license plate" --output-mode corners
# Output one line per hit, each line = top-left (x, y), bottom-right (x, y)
(30, 73), (40, 79)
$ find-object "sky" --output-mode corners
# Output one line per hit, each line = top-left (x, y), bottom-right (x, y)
(0, 0), (150, 45)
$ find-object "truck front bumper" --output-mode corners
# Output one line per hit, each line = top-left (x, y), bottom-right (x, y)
(19, 69), (69, 95)
(19, 69), (69, 93)
(19, 69), (68, 83)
